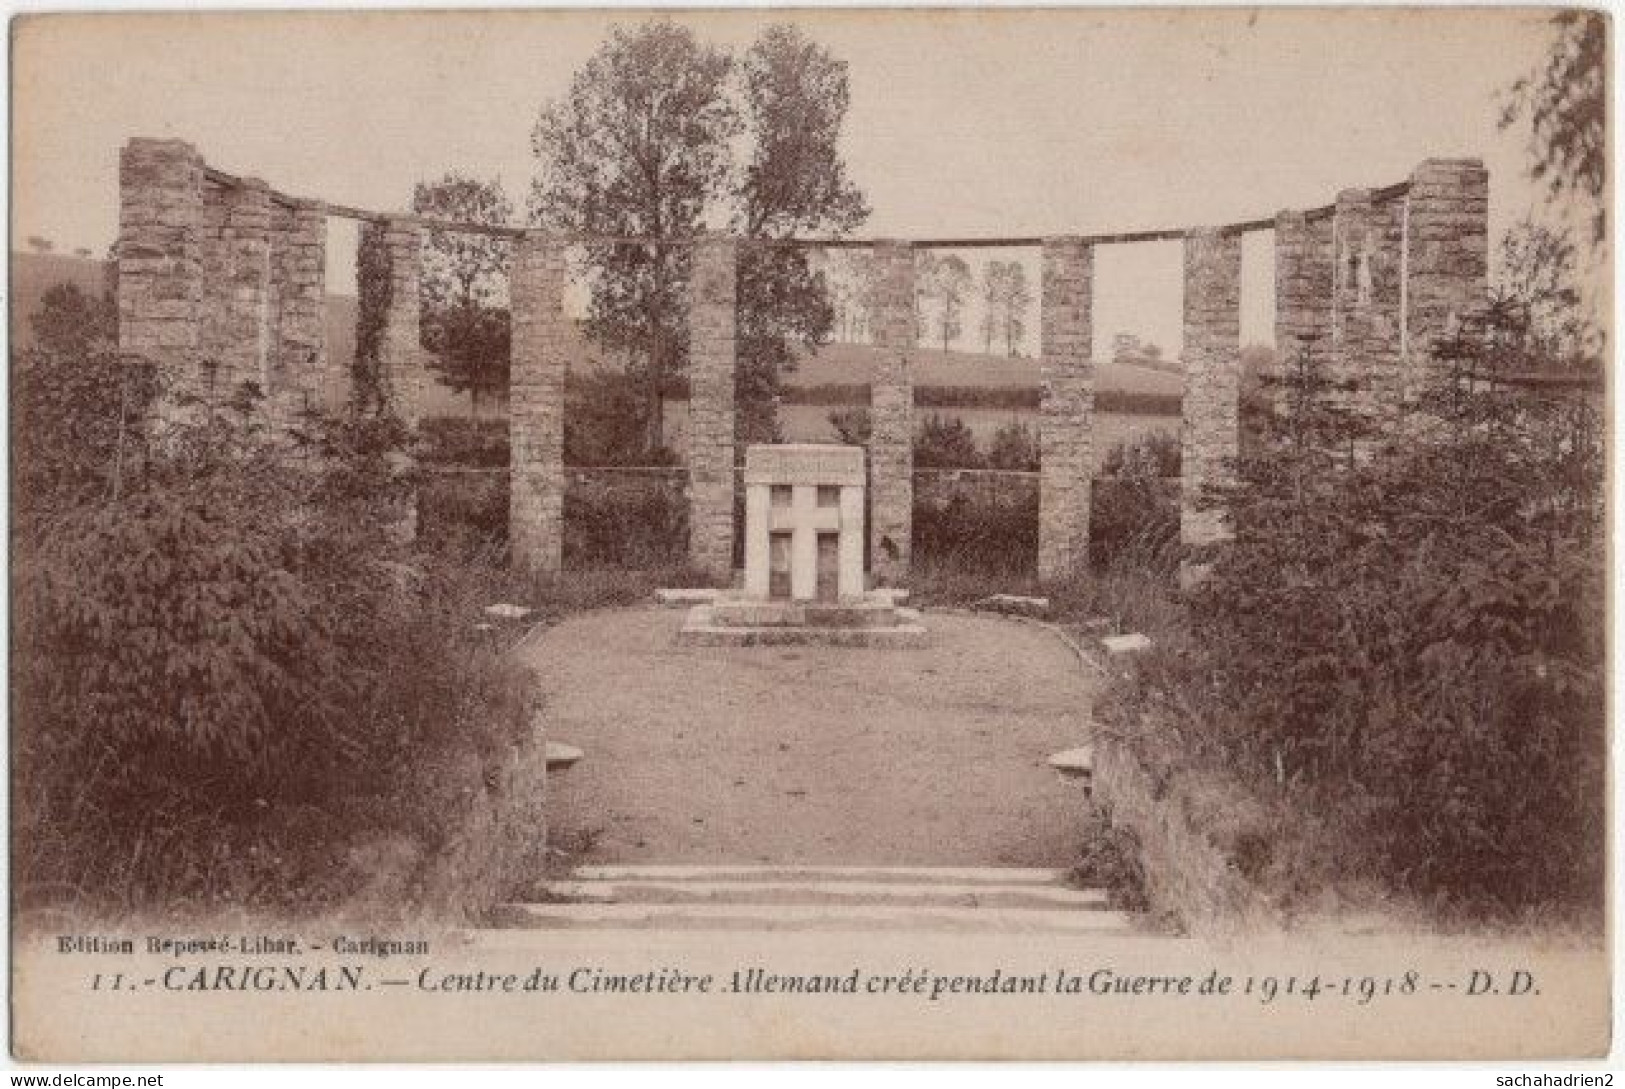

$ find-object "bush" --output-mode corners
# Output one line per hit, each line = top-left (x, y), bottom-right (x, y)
(420, 415), (508, 467)
(12, 373), (532, 917)
(13, 284), (152, 516)
(1137, 317), (1606, 916)
(563, 471), (688, 568)
(565, 371), (678, 467)
(913, 413), (983, 469)
(986, 419), (1039, 471)
(912, 476), (1037, 575)
(1092, 431), (1179, 569)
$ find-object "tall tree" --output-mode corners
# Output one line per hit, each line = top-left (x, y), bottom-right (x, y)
(529, 20), (868, 450)
(920, 253), (971, 352)
(732, 23), (869, 442)
(412, 175), (514, 414)
(980, 262), (1007, 352)
(530, 22), (740, 450)
(998, 261), (1031, 357)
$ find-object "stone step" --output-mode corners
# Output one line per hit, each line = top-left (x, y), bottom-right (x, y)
(482, 902), (1137, 935)
(568, 863), (1075, 886)
(538, 878), (1110, 910)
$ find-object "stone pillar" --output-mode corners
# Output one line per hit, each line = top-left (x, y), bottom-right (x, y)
(1404, 158), (1489, 392)
(218, 180), (274, 406)
(1273, 209), (1334, 404)
(509, 233), (569, 574)
(1331, 189), (1405, 421)
(1180, 228), (1242, 576)
(271, 200), (329, 420)
(687, 236), (737, 580)
(379, 217), (426, 425)
(355, 217), (425, 421)
(869, 241), (915, 583)
(117, 137), (205, 428)
(1037, 237), (1094, 581)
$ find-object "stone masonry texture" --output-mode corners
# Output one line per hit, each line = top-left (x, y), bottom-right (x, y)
(1272, 209), (1334, 407)
(1181, 228), (1242, 553)
(271, 200), (329, 422)
(1038, 237), (1094, 581)
(1405, 158), (1489, 395)
(509, 234), (569, 574)
(380, 218), (426, 425)
(687, 236), (738, 579)
(1331, 189), (1405, 421)
(116, 138), (1490, 579)
(869, 241), (915, 583)
(203, 179), (273, 415)
(118, 138), (206, 429)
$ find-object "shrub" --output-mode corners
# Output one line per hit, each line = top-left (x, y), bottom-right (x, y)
(985, 419), (1039, 471)
(827, 405), (871, 446)
(12, 371), (531, 917)
(1160, 316), (1606, 914)
(563, 471), (688, 568)
(565, 370), (678, 467)
(13, 283), (153, 517)
(420, 415), (509, 467)
(1092, 430), (1179, 570)
(912, 475), (1037, 575)
(913, 413), (983, 469)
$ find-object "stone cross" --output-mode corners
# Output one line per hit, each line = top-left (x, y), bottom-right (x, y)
(742, 444), (865, 602)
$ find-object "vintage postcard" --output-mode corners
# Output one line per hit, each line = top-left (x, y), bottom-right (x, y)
(7, 5), (1612, 1063)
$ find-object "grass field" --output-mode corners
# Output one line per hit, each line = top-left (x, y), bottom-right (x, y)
(12, 255), (1184, 426)
(781, 340), (1184, 397)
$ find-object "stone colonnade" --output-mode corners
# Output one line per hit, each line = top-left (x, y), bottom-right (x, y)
(117, 138), (1488, 583)
(120, 138), (342, 431)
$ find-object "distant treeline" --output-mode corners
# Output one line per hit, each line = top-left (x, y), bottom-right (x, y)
(778, 383), (1182, 417)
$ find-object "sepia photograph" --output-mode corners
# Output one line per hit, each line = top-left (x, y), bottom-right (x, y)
(5, 4), (1613, 1066)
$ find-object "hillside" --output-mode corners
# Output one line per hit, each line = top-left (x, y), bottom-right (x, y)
(12, 254), (1182, 402)
(784, 341), (1184, 398)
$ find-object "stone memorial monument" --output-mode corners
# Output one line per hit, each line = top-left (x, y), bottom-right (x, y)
(678, 444), (925, 646)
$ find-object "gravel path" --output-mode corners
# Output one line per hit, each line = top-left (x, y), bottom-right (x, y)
(520, 607), (1098, 867)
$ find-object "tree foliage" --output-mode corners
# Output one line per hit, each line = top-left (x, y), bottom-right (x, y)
(12, 282), (150, 513)
(413, 175), (514, 411)
(980, 260), (1031, 356)
(530, 20), (869, 447)
(917, 252), (972, 352)
(1174, 310), (1605, 910)
(530, 22), (741, 449)
(1500, 10), (1607, 244)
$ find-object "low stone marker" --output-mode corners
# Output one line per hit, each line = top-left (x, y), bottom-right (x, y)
(545, 742), (583, 772)
(654, 588), (720, 607)
(1101, 633), (1152, 656)
(973, 594), (1050, 617)
(1047, 746), (1094, 781)
(484, 603), (534, 622)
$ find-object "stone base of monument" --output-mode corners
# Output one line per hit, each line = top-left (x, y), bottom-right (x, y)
(678, 590), (926, 648)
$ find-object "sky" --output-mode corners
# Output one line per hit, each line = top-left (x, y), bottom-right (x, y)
(11, 7), (1565, 360)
